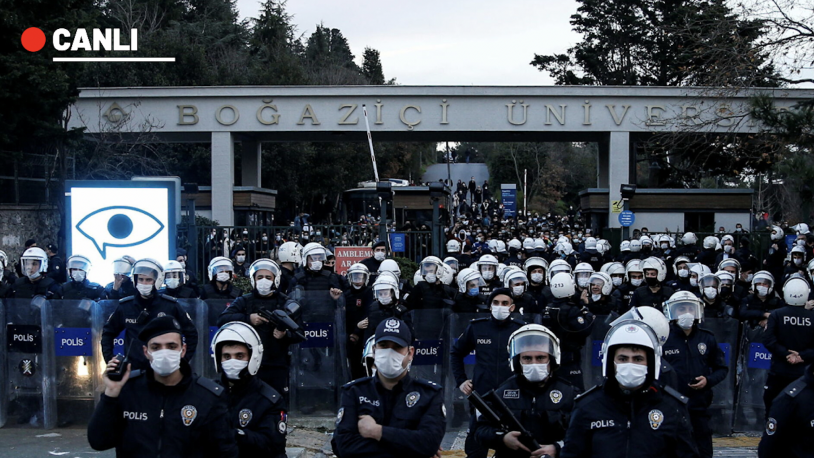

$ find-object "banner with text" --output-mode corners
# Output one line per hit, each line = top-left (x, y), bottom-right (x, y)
(335, 246), (373, 275)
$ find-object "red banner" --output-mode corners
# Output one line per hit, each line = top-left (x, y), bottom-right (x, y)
(334, 246), (372, 275)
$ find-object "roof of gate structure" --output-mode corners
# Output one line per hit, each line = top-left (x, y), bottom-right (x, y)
(68, 85), (814, 143)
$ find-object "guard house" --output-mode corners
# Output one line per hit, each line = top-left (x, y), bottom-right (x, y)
(182, 186), (277, 225)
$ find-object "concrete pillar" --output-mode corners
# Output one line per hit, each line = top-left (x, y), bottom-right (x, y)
(597, 139), (610, 188)
(212, 132), (235, 226)
(241, 141), (262, 187)
(608, 131), (631, 229)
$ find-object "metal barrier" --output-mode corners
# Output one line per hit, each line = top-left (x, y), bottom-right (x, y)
(734, 325), (771, 431)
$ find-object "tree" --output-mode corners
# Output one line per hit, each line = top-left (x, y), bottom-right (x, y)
(304, 24), (365, 84)
(361, 47), (385, 84)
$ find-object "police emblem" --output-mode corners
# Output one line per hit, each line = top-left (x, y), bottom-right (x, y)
(239, 409), (252, 427)
(19, 359), (34, 376)
(442, 404), (447, 418)
(625, 325), (639, 333)
(406, 391), (420, 408)
(648, 409), (664, 430)
(181, 405), (198, 426)
(697, 343), (707, 355)
(278, 422), (287, 434)
(766, 417), (777, 436)
(550, 390), (563, 404)
(577, 317), (584, 324)
(336, 407), (344, 426)
(385, 319), (399, 329)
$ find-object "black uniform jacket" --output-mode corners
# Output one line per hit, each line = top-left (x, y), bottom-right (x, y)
(764, 305), (814, 378)
(450, 315), (525, 393)
(662, 324), (728, 411)
(220, 375), (287, 458)
(758, 364), (814, 458)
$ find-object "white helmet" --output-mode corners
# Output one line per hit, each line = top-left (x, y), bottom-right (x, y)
(67, 254), (92, 273)
(457, 268), (485, 293)
(446, 239), (461, 253)
(20, 247), (48, 276)
(574, 262), (594, 288)
(698, 273), (721, 294)
(629, 239), (642, 252)
(620, 240), (631, 252)
(498, 264), (520, 284)
(439, 263), (454, 286)
(443, 256), (459, 274)
(522, 238), (536, 252)
(807, 259), (814, 282)
(523, 257), (549, 274)
(347, 263), (370, 288)
(640, 257), (667, 282)
(770, 226), (784, 241)
(783, 276), (810, 306)
(487, 239), (498, 253)
(555, 241), (574, 256)
(208, 256), (234, 281)
(703, 236), (717, 250)
(690, 263), (712, 280)
(547, 259), (572, 283)
(601, 320), (661, 380)
(663, 291), (705, 323)
(302, 243), (327, 268)
(248, 258), (282, 289)
(625, 259), (643, 282)
(534, 238), (547, 251)
(112, 256), (135, 276)
(682, 232), (698, 245)
(672, 256), (691, 276)
(640, 236), (652, 248)
(504, 270), (529, 292)
(211, 321), (264, 377)
(589, 272), (613, 296)
(373, 273), (400, 301)
(277, 241), (303, 265)
(611, 306), (671, 346)
(362, 336), (377, 376)
(794, 223), (811, 235)
(508, 239), (522, 251)
(0, 250), (7, 268)
(496, 240), (508, 254)
(549, 272), (576, 299)
(163, 260), (186, 285)
(420, 256), (444, 281)
(507, 324), (561, 371)
(585, 237), (597, 250)
(132, 258), (165, 288)
(378, 259), (401, 278)
(751, 270), (775, 295)
(714, 270), (736, 289)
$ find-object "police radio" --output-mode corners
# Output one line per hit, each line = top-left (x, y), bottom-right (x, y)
(107, 353), (128, 381)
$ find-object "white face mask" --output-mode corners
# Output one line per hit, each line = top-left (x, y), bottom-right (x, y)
(491, 305), (511, 321)
(794, 258), (803, 266)
(216, 272), (231, 282)
(660, 243), (669, 250)
(150, 349), (182, 376)
(373, 252), (386, 262)
(378, 293), (393, 306)
(690, 278), (698, 287)
(179, 261), (186, 269)
(522, 363), (549, 383)
(425, 273), (437, 283)
(256, 278), (274, 296)
(630, 278), (643, 287)
(71, 270), (86, 282)
(482, 270), (494, 280)
(27, 271), (41, 281)
(309, 261), (323, 271)
(531, 273), (544, 284)
(137, 283), (154, 297)
(592, 293), (602, 302)
(745, 274), (754, 283)
(678, 269), (689, 278)
(724, 245), (734, 254)
(374, 348), (408, 379)
(236, 256), (246, 263)
(756, 285), (769, 297)
(677, 313), (695, 330)
(577, 278), (590, 288)
(703, 287), (718, 299)
(615, 362), (648, 389)
(609, 277), (621, 287)
(797, 240), (806, 247)
(165, 278), (180, 289)
(221, 359), (249, 380)
(512, 285), (524, 296)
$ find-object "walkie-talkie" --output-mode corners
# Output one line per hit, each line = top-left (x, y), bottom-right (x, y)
(107, 353), (128, 381)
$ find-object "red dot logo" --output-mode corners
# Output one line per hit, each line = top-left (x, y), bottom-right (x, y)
(21, 27), (46, 52)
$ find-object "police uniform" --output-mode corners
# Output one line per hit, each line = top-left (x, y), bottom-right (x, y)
(47, 254), (66, 283)
(542, 299), (594, 390)
(629, 285), (675, 312)
(453, 291), (488, 314)
(739, 293), (782, 328)
(101, 293), (199, 370)
(474, 374), (576, 457)
(161, 284), (199, 299)
(104, 277), (136, 300)
(662, 323), (728, 458)
(560, 382), (698, 458)
(405, 280), (453, 310)
(757, 363), (814, 458)
(762, 304), (814, 414)
(221, 375), (288, 458)
(61, 278), (105, 300)
(10, 276), (62, 299)
(200, 281), (242, 300)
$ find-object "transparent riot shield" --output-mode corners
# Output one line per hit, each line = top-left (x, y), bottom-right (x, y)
(734, 325), (771, 432)
(176, 299), (207, 376)
(4, 298), (57, 428)
(202, 299), (232, 380)
(91, 300), (123, 403)
(290, 289), (347, 416)
(445, 312), (479, 429)
(580, 314), (613, 390)
(408, 308), (450, 386)
(51, 299), (98, 426)
(0, 299), (6, 428)
(702, 317), (739, 436)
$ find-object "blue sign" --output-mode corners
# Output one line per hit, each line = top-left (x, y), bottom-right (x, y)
(299, 322), (334, 349)
(54, 328), (92, 357)
(747, 342), (772, 370)
(719, 343), (731, 366)
(413, 339), (444, 366)
(114, 330), (125, 354)
(389, 233), (406, 252)
(592, 340), (603, 367)
(501, 186), (517, 218)
(619, 211), (635, 227)
(453, 338), (477, 365)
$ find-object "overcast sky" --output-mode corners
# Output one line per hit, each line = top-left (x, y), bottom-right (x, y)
(234, 0), (581, 86)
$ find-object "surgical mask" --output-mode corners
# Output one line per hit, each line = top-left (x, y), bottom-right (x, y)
(678, 269), (689, 278)
(179, 261), (186, 269)
(630, 278), (643, 287)
(677, 313), (695, 330)
(522, 363), (549, 383)
(425, 273), (437, 283)
(221, 359), (248, 380)
(592, 293), (602, 301)
(724, 245), (734, 254)
(379, 294), (393, 306)
(744, 274), (754, 283)
(27, 271), (41, 281)
(703, 287), (717, 299)
(256, 278), (274, 296)
(794, 258), (803, 266)
(512, 285), (524, 296)
(645, 277), (660, 287)
(150, 349), (182, 376)
(374, 252), (386, 262)
(611, 277), (623, 287)
(165, 278), (180, 289)
(797, 240), (806, 247)
(615, 362), (648, 389)
(756, 285), (769, 297)
(491, 305), (511, 320)
(482, 270), (494, 280)
(236, 256), (245, 263)
(374, 348), (408, 379)
(660, 243), (669, 250)
(690, 278), (698, 287)
(137, 283), (154, 297)
(262, 237), (268, 241)
(71, 270), (86, 282)
(216, 272), (231, 282)
(309, 261), (323, 271)
(577, 278), (589, 288)
(531, 273), (544, 284)
(468, 287), (480, 297)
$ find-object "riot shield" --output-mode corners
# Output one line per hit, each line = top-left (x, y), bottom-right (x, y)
(702, 317), (739, 436)
(91, 300), (123, 404)
(580, 314), (613, 390)
(734, 325), (771, 432)
(289, 289), (347, 416)
(408, 308), (450, 386)
(51, 299), (98, 426)
(202, 299), (231, 380)
(176, 299), (207, 376)
(4, 298), (57, 428)
(0, 300), (6, 428)
(445, 312), (479, 429)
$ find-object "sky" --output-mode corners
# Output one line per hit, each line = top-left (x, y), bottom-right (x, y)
(234, 0), (582, 86)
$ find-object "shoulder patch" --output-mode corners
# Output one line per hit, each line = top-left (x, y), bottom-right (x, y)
(259, 382), (282, 404)
(574, 384), (600, 402)
(471, 317), (490, 323)
(414, 378), (443, 391)
(664, 385), (688, 404)
(196, 376), (225, 396)
(785, 378), (807, 398)
(129, 369), (143, 379)
(119, 295), (135, 303)
(342, 376), (372, 389)
(160, 294), (178, 302)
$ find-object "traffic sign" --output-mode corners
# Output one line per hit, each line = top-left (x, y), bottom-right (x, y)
(619, 210), (635, 227)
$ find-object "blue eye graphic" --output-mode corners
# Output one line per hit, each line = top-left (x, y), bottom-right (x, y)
(76, 206), (164, 259)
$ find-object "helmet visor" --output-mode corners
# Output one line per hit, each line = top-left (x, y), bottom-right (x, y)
(213, 264), (233, 275)
(22, 259), (43, 275)
(666, 300), (703, 321)
(112, 260), (132, 275)
(444, 259), (459, 272)
(699, 276), (719, 289)
(420, 262), (439, 276)
(349, 271), (368, 284)
(509, 333), (557, 359)
(67, 257), (91, 272)
(306, 251), (326, 263)
(133, 264), (159, 281)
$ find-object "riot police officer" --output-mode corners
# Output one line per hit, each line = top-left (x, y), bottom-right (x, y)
(218, 259), (304, 404)
(451, 288), (525, 458)
(61, 254), (104, 300)
(161, 260), (199, 299)
(560, 320), (698, 458)
(524, 257), (549, 309)
(294, 243), (343, 295)
(344, 263), (374, 380)
(453, 268), (488, 313)
(666, 256), (694, 292)
(201, 256), (243, 300)
(212, 321), (288, 458)
(88, 316), (237, 457)
(629, 257), (674, 312)
(405, 256), (453, 310)
(582, 272), (620, 315)
(504, 271), (540, 322)
(476, 254), (502, 295)
(10, 247), (62, 299)
(662, 292), (728, 458)
(276, 241), (302, 293)
(0, 250), (13, 297)
(739, 271), (782, 328)
(676, 232), (701, 262)
(101, 258), (199, 370)
(757, 362), (814, 458)
(103, 256), (136, 300)
(361, 240), (388, 272)
(331, 318), (446, 458)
